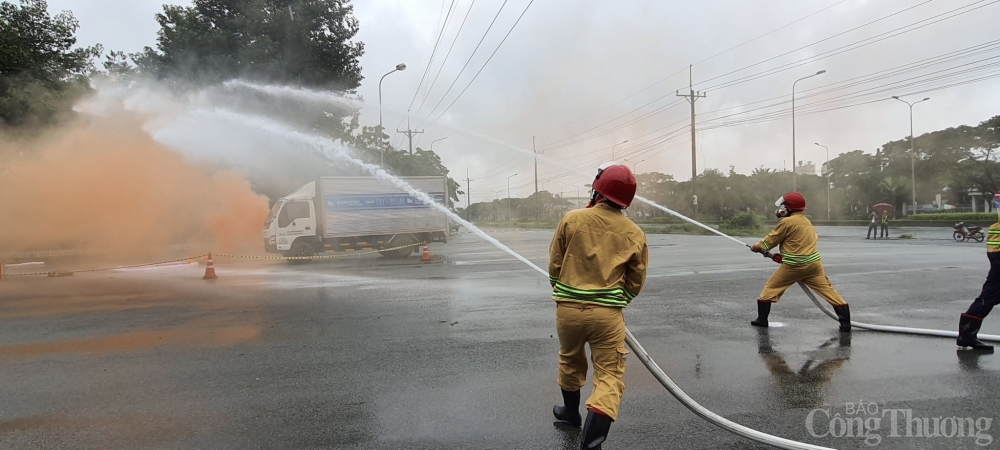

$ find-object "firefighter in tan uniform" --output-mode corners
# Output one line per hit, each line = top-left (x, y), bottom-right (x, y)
(549, 163), (648, 449)
(956, 193), (1000, 352)
(749, 192), (852, 332)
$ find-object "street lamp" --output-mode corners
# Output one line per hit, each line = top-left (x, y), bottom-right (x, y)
(430, 136), (448, 151)
(611, 139), (629, 161)
(379, 63), (407, 166)
(792, 70), (825, 191)
(507, 173), (518, 222)
(891, 96), (930, 217)
(624, 158), (645, 173)
(815, 142), (831, 220)
(572, 184), (580, 198)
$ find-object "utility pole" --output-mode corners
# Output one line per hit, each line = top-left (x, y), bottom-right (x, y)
(533, 136), (538, 194)
(677, 65), (705, 214)
(463, 169), (474, 216)
(396, 116), (423, 155)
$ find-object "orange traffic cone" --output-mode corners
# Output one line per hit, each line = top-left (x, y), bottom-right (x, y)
(203, 253), (218, 280)
(421, 243), (431, 263)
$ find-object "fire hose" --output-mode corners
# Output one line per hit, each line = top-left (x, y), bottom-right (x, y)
(753, 248), (1000, 342)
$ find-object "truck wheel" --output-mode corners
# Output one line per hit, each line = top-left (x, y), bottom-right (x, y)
(289, 242), (316, 263)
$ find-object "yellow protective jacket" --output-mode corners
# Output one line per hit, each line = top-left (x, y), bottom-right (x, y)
(988, 223), (1000, 253)
(549, 202), (649, 308)
(758, 213), (822, 266)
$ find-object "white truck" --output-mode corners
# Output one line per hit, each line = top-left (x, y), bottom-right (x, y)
(263, 176), (452, 258)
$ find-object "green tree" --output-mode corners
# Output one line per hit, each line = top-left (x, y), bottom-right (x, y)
(0, 0), (101, 127)
(135, 0), (364, 90)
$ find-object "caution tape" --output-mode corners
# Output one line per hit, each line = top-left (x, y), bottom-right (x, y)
(212, 242), (425, 261)
(3, 255), (209, 278)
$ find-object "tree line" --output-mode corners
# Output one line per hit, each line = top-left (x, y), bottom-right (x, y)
(1, 0), (463, 204)
(464, 114), (1000, 222)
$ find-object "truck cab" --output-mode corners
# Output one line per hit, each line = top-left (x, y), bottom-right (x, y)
(263, 183), (317, 256)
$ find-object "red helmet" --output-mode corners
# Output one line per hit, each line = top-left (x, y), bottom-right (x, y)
(590, 163), (637, 208)
(776, 192), (807, 211)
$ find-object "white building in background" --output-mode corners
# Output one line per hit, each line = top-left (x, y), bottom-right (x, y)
(794, 160), (817, 176)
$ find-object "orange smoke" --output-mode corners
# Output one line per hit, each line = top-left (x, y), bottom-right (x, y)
(0, 117), (270, 256)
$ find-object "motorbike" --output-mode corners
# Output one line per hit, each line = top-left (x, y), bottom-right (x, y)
(954, 222), (985, 242)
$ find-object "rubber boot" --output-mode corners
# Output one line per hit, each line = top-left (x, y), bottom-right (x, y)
(957, 314), (994, 352)
(751, 301), (771, 327)
(580, 409), (613, 450)
(553, 388), (582, 427)
(833, 304), (851, 333)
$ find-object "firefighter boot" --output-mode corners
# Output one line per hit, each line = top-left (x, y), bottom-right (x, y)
(751, 301), (771, 327)
(553, 388), (582, 427)
(580, 410), (613, 450)
(957, 314), (994, 352)
(833, 304), (851, 332)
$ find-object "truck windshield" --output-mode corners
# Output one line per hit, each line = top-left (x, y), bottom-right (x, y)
(264, 201), (283, 228)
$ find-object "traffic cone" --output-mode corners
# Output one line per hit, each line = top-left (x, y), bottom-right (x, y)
(421, 243), (431, 263)
(203, 253), (218, 280)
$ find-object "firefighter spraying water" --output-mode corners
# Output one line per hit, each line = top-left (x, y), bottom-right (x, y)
(749, 192), (852, 333)
(549, 162), (648, 450)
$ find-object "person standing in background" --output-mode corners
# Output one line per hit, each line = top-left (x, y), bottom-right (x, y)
(866, 210), (878, 240)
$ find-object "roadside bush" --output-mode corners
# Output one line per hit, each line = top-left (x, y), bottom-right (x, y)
(720, 211), (768, 236)
(904, 213), (997, 222)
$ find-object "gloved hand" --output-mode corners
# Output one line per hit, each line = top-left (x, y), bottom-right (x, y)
(750, 244), (762, 253)
(770, 253), (783, 264)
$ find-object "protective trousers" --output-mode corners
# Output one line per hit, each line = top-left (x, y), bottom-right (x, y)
(967, 252), (1000, 319)
(880, 223), (888, 238)
(759, 261), (848, 306)
(555, 302), (628, 421)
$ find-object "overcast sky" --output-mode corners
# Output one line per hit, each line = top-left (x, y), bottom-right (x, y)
(48, 0), (1000, 205)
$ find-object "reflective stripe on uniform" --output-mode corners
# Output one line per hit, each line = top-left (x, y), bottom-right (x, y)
(553, 281), (631, 307)
(781, 252), (822, 266)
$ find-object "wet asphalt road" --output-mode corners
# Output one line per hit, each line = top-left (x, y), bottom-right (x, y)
(2, 226), (1000, 449)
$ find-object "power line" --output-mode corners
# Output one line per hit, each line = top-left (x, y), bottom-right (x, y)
(691, 39), (1000, 119)
(537, 98), (686, 151)
(406, 0), (459, 112)
(701, 0), (999, 92)
(692, 0), (852, 66)
(413, 0), (478, 116)
(411, 0), (512, 127)
(695, 0), (937, 88)
(422, 0), (536, 127)
(533, 0), (852, 141)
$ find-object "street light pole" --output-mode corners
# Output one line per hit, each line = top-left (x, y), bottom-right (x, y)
(430, 136), (448, 152)
(623, 158), (645, 173)
(792, 70), (825, 191)
(572, 184), (580, 198)
(611, 140), (628, 161)
(378, 63), (407, 166)
(815, 142), (831, 220)
(507, 173), (518, 223)
(892, 96), (930, 216)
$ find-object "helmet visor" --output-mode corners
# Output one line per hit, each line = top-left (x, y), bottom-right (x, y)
(774, 196), (785, 207)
